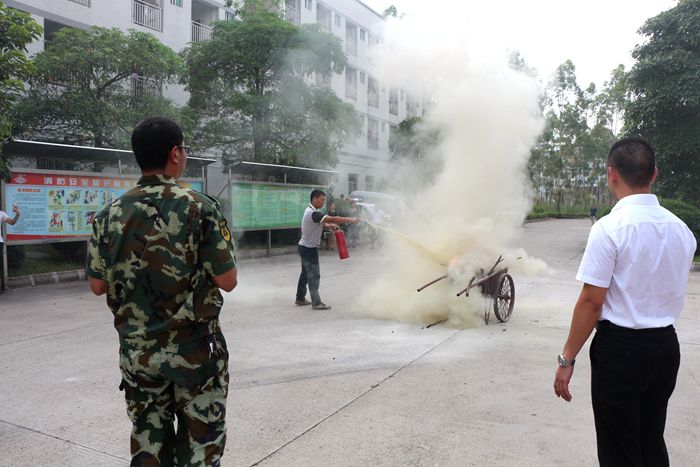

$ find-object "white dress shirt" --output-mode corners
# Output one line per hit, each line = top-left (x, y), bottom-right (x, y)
(577, 194), (697, 329)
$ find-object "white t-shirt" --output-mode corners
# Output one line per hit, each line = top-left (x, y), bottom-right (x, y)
(577, 194), (697, 329)
(298, 205), (327, 248)
(0, 211), (9, 243)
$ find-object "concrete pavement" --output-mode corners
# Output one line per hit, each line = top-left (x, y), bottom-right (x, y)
(0, 218), (698, 466)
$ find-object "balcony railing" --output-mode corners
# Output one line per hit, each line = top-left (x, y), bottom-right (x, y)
(191, 21), (212, 42)
(132, 0), (163, 32)
(285, 5), (300, 25)
(129, 75), (162, 97)
(69, 0), (90, 6)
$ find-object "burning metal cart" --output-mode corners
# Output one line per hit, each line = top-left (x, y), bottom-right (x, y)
(417, 255), (515, 325)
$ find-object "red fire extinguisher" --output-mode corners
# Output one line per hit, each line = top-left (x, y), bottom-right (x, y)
(335, 229), (349, 259)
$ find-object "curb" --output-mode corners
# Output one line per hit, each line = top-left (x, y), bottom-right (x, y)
(8, 269), (86, 289)
(5, 247), (300, 290)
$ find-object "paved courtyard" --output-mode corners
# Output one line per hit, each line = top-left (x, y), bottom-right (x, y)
(1, 218), (698, 466)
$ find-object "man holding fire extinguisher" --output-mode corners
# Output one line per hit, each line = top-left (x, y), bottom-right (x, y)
(296, 190), (360, 310)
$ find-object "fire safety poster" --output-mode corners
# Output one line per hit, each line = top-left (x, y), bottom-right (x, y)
(2, 171), (203, 243)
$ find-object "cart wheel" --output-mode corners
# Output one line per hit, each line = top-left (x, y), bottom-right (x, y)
(493, 273), (515, 322)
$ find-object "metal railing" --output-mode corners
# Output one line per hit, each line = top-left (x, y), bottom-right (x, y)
(132, 0), (163, 32)
(284, 4), (300, 25)
(69, 0), (90, 6)
(129, 75), (162, 97)
(191, 21), (212, 42)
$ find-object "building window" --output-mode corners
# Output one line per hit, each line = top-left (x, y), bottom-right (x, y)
(360, 72), (365, 84)
(305, 0), (312, 9)
(317, 3), (331, 30)
(381, 121), (386, 132)
(365, 175), (375, 191)
(169, 0), (182, 6)
(225, 11), (236, 21)
(367, 118), (379, 150)
(360, 28), (366, 40)
(345, 67), (357, 100)
(348, 174), (358, 193)
(69, 0), (91, 6)
(345, 22), (357, 56)
(389, 88), (398, 115)
(367, 76), (379, 108)
(335, 13), (341, 27)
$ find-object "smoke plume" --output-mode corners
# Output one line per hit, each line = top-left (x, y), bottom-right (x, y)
(357, 8), (547, 327)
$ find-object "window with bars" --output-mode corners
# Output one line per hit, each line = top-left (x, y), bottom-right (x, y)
(345, 22), (357, 56)
(316, 3), (331, 30)
(348, 174), (358, 193)
(367, 76), (379, 108)
(345, 67), (357, 100)
(170, 0), (182, 6)
(305, 0), (312, 9)
(367, 118), (379, 150)
(389, 88), (398, 115)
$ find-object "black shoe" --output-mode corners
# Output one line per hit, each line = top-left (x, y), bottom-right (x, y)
(295, 299), (311, 306)
(312, 302), (332, 310)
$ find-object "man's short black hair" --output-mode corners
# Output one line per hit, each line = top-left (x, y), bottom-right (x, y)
(607, 137), (656, 188)
(310, 189), (326, 201)
(131, 117), (183, 171)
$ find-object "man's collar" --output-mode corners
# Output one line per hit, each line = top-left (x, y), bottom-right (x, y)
(612, 193), (659, 212)
(137, 174), (179, 186)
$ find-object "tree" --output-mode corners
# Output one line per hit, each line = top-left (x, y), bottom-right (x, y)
(182, 7), (359, 168)
(12, 26), (182, 148)
(0, 2), (42, 177)
(529, 60), (612, 212)
(595, 64), (628, 137)
(625, 0), (700, 205)
(387, 116), (441, 189)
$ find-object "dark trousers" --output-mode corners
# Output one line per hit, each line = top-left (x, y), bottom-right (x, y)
(296, 245), (321, 305)
(590, 320), (680, 467)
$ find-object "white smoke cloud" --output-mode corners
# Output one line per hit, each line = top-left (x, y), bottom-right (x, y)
(357, 8), (547, 327)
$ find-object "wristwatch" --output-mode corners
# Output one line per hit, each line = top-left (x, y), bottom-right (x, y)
(557, 353), (575, 367)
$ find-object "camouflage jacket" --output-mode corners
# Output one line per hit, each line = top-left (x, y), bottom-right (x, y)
(87, 175), (236, 350)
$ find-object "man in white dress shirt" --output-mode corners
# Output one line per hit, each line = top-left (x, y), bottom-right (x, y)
(553, 137), (696, 466)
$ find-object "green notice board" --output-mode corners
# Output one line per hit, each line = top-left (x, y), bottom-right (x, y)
(231, 182), (324, 230)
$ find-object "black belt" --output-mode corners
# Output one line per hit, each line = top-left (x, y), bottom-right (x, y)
(596, 319), (674, 335)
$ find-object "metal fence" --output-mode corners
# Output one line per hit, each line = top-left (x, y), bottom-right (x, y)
(132, 0), (163, 32)
(191, 21), (212, 42)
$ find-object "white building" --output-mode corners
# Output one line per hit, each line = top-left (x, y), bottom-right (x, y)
(7, 0), (420, 195)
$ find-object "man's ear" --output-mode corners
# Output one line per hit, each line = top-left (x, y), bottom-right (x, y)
(607, 166), (618, 184)
(651, 166), (659, 184)
(167, 146), (179, 165)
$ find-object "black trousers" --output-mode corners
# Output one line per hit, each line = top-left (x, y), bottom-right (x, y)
(590, 320), (680, 467)
(296, 245), (321, 305)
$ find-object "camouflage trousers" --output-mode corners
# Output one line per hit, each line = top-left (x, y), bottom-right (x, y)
(118, 332), (229, 466)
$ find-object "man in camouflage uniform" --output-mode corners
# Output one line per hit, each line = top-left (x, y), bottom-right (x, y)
(87, 117), (238, 466)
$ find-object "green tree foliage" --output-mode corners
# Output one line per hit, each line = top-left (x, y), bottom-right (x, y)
(625, 0), (700, 205)
(182, 7), (360, 168)
(387, 116), (441, 188)
(529, 60), (616, 213)
(0, 2), (42, 177)
(12, 27), (182, 148)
